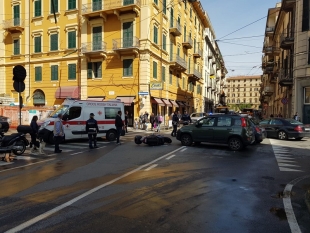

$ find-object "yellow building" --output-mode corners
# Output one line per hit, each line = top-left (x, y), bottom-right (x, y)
(0, 0), (80, 107)
(0, 0), (213, 125)
(226, 76), (261, 111)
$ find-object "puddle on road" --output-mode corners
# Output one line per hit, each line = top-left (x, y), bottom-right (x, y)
(269, 207), (287, 220)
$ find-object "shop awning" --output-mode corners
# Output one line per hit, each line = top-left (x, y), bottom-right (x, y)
(152, 98), (165, 106)
(87, 97), (105, 101)
(55, 86), (80, 99)
(170, 100), (179, 107)
(176, 101), (185, 106)
(162, 99), (172, 107)
(116, 96), (135, 106)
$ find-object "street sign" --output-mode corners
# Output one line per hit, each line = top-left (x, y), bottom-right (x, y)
(138, 92), (149, 96)
(281, 98), (288, 105)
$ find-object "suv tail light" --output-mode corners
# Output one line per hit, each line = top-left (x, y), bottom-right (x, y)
(255, 126), (261, 133)
(294, 125), (303, 132)
(241, 118), (247, 127)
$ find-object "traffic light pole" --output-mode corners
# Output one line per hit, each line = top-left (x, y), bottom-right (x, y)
(18, 91), (22, 125)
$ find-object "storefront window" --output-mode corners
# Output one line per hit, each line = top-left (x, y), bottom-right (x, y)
(305, 87), (310, 104)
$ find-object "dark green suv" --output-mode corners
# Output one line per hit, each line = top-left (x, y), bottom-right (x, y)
(176, 114), (255, 151)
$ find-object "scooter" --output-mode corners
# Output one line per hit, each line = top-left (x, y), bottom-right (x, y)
(134, 134), (172, 146)
(0, 122), (29, 162)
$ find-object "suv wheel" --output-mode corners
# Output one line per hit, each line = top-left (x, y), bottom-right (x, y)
(228, 137), (244, 151)
(180, 134), (193, 146)
(278, 131), (288, 140)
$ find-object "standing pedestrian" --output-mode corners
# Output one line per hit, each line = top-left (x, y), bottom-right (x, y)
(53, 113), (64, 153)
(30, 115), (39, 154)
(124, 111), (129, 133)
(150, 113), (155, 130)
(139, 112), (144, 129)
(86, 113), (99, 149)
(171, 111), (179, 137)
(157, 113), (163, 132)
(143, 111), (149, 130)
(293, 112), (299, 121)
(181, 110), (192, 124)
(115, 110), (124, 145)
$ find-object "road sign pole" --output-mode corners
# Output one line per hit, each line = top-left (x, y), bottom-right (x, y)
(18, 83), (21, 125)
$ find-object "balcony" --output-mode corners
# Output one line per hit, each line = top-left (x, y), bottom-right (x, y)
(263, 86), (274, 96)
(211, 82), (216, 91)
(210, 67), (215, 76)
(82, 0), (141, 19)
(211, 57), (216, 64)
(193, 48), (202, 58)
(280, 32), (294, 49)
(81, 41), (108, 58)
(112, 36), (139, 57)
(169, 19), (182, 37)
(187, 68), (202, 81)
(282, 0), (296, 11)
(263, 46), (280, 56)
(169, 54), (187, 71)
(2, 18), (25, 33)
(182, 36), (193, 49)
(208, 53), (213, 59)
(263, 66), (273, 74)
(265, 27), (274, 37)
(269, 74), (277, 83)
(278, 69), (293, 86)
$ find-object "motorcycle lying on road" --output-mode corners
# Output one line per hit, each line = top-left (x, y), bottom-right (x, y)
(0, 122), (29, 162)
(134, 134), (172, 146)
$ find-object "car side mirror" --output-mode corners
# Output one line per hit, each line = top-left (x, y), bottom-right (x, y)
(195, 121), (202, 127)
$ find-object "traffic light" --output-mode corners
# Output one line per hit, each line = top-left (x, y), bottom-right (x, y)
(13, 65), (26, 92)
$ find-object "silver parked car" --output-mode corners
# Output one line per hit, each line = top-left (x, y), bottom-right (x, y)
(190, 112), (207, 123)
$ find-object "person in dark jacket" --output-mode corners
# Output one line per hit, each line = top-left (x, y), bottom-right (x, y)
(86, 113), (99, 149)
(30, 115), (39, 154)
(181, 110), (192, 124)
(115, 111), (124, 145)
(171, 111), (179, 137)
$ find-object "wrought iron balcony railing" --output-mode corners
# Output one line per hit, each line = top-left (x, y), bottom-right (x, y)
(81, 41), (107, 53)
(112, 36), (139, 50)
(82, 0), (141, 14)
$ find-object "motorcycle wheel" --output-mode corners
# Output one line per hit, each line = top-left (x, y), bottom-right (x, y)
(164, 137), (172, 144)
(12, 140), (26, 155)
(134, 136), (143, 144)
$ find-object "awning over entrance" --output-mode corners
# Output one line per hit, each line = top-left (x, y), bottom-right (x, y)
(55, 86), (80, 99)
(151, 97), (165, 106)
(87, 97), (105, 101)
(116, 96), (135, 106)
(162, 99), (172, 107)
(170, 100), (179, 107)
(176, 101), (185, 106)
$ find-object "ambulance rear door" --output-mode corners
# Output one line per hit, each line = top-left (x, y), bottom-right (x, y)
(62, 105), (84, 139)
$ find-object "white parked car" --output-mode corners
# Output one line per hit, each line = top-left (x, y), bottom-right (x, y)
(190, 112), (207, 123)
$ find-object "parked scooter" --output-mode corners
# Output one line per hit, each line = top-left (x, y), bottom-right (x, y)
(0, 122), (29, 162)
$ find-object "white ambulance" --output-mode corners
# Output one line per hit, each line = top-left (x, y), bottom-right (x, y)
(39, 99), (125, 143)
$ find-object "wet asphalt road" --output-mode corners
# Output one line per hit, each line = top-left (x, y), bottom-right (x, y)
(0, 130), (310, 233)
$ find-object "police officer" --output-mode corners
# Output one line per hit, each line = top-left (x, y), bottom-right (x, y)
(86, 113), (99, 149)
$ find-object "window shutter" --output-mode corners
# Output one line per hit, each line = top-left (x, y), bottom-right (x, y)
(163, 0), (166, 14)
(68, 31), (76, 48)
(51, 65), (58, 81)
(35, 0), (41, 17)
(50, 34), (58, 51)
(163, 34), (166, 50)
(153, 61), (157, 78)
(35, 67), (42, 81)
(14, 39), (20, 55)
(68, 64), (76, 80)
(123, 59), (133, 76)
(162, 66), (166, 82)
(35, 36), (41, 53)
(96, 62), (102, 78)
(68, 0), (76, 10)
(154, 26), (158, 44)
(87, 62), (93, 79)
(302, 0), (310, 31)
(51, 0), (58, 13)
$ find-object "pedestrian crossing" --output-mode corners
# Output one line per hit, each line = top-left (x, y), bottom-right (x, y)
(270, 141), (303, 172)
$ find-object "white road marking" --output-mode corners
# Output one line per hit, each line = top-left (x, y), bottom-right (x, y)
(277, 163), (300, 167)
(279, 167), (303, 172)
(166, 154), (176, 160)
(0, 158), (55, 173)
(145, 164), (158, 171)
(5, 146), (186, 233)
(180, 148), (187, 152)
(15, 156), (35, 160)
(283, 175), (310, 233)
(276, 159), (297, 163)
(70, 152), (83, 155)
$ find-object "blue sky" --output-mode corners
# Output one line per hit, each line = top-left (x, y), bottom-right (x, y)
(201, 0), (280, 77)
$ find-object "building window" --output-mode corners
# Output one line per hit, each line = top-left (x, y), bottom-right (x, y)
(13, 39), (20, 55)
(34, 0), (42, 17)
(51, 65), (58, 81)
(68, 31), (76, 49)
(87, 62), (102, 79)
(50, 0), (58, 13)
(163, 0), (166, 14)
(154, 0), (158, 4)
(153, 26), (158, 44)
(305, 87), (310, 103)
(169, 70), (172, 84)
(68, 64), (76, 80)
(162, 34), (167, 50)
(123, 59), (133, 77)
(50, 34), (58, 51)
(13, 5), (20, 26)
(153, 61), (157, 78)
(35, 67), (42, 81)
(162, 66), (166, 82)
(34, 36), (41, 53)
(68, 0), (76, 10)
(182, 76), (185, 89)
